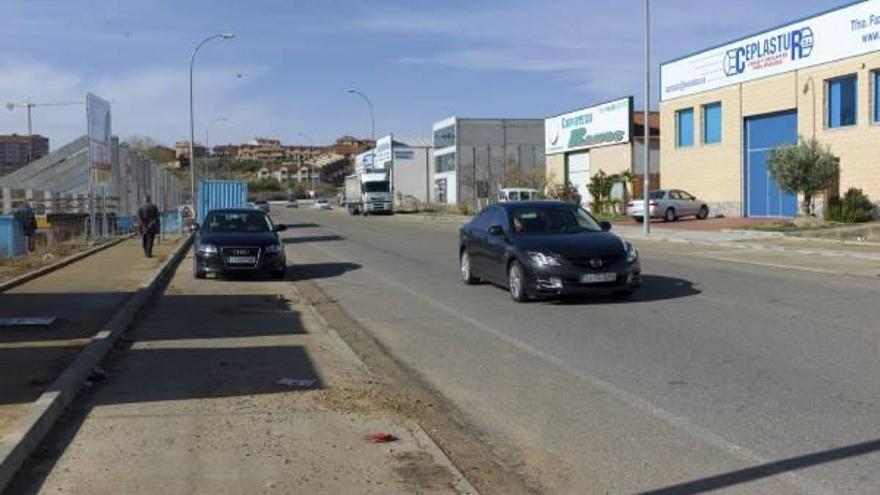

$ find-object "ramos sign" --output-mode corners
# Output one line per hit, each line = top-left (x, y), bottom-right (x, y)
(544, 97), (632, 155)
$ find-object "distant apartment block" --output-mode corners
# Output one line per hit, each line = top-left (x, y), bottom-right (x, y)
(0, 134), (49, 177)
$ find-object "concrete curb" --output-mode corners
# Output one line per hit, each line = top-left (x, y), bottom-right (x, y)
(0, 234), (194, 492)
(0, 235), (132, 293)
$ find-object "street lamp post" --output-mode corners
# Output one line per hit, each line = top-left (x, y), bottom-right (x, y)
(205, 116), (228, 177)
(346, 89), (375, 166)
(189, 33), (234, 220)
(297, 132), (316, 197)
(643, 0), (651, 236)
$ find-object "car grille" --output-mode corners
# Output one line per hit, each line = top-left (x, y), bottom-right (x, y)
(221, 246), (261, 268)
(565, 253), (624, 268)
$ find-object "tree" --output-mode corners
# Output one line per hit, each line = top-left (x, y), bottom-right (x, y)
(126, 135), (176, 164)
(768, 136), (839, 216)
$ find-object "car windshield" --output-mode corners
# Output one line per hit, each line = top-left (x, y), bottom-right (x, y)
(648, 190), (666, 199)
(204, 211), (273, 233)
(509, 205), (603, 235)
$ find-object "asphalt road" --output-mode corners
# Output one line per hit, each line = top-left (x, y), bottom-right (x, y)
(278, 208), (880, 495)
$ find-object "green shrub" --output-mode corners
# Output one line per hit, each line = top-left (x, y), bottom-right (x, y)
(825, 188), (875, 223)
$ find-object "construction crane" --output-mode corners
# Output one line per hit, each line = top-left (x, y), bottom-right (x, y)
(5, 99), (85, 163)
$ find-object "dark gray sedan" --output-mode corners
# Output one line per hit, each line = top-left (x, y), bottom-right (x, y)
(459, 201), (641, 302)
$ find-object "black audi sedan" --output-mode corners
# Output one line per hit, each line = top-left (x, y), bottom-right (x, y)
(459, 201), (640, 302)
(192, 208), (287, 279)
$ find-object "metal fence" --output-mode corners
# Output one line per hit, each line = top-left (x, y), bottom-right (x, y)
(0, 135), (185, 258)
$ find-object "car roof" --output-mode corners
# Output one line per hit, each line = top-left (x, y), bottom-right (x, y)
(206, 208), (266, 214)
(493, 200), (574, 210)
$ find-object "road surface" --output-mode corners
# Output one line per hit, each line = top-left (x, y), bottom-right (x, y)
(278, 208), (880, 495)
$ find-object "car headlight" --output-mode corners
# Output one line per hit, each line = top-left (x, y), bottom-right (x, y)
(624, 241), (639, 263)
(527, 251), (562, 268)
(265, 243), (284, 254)
(196, 243), (218, 255)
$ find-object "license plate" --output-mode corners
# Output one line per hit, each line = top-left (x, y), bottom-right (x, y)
(581, 273), (617, 284)
(226, 256), (256, 265)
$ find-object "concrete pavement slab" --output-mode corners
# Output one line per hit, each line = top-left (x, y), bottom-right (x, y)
(4, 250), (476, 495)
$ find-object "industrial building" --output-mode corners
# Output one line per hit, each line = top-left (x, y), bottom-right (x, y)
(544, 97), (659, 206)
(431, 117), (545, 205)
(372, 135), (433, 206)
(660, 0), (880, 217)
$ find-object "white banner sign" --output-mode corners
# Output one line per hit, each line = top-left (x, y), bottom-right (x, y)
(545, 97), (632, 155)
(661, 0), (880, 101)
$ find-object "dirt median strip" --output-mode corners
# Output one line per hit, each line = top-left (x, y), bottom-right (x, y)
(292, 277), (540, 495)
(0, 234), (193, 493)
(0, 236), (132, 293)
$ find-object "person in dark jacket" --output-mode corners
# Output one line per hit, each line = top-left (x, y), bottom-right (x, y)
(137, 196), (160, 258)
(13, 201), (38, 252)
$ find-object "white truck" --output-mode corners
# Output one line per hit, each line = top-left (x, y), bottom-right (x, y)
(343, 170), (393, 215)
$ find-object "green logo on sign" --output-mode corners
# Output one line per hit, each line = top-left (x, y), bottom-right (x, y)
(568, 129), (626, 148)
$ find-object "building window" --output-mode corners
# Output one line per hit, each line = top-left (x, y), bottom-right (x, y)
(433, 125), (455, 149)
(827, 75), (857, 128)
(874, 70), (880, 123)
(702, 103), (722, 144)
(435, 153), (455, 173)
(676, 108), (694, 148)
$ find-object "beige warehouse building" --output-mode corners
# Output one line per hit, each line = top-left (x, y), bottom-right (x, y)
(660, 0), (880, 217)
(545, 97), (659, 206)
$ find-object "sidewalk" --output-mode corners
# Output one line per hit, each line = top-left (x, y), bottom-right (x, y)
(0, 236), (183, 441)
(4, 252), (475, 495)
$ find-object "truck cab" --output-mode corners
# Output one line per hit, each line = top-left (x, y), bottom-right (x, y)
(344, 170), (394, 215)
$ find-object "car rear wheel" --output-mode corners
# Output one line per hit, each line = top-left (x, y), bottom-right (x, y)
(664, 208), (676, 222)
(460, 251), (478, 285)
(697, 205), (709, 220)
(508, 261), (528, 303)
(633, 216), (644, 223)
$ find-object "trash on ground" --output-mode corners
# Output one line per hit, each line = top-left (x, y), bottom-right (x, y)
(0, 317), (58, 328)
(365, 432), (398, 444)
(276, 378), (317, 388)
(89, 367), (109, 381)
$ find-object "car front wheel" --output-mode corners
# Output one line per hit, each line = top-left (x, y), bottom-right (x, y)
(508, 261), (528, 303)
(460, 250), (478, 285)
(697, 205), (709, 219)
(664, 208), (676, 222)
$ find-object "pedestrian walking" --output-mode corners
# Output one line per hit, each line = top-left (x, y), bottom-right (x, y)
(13, 201), (38, 252)
(137, 195), (160, 258)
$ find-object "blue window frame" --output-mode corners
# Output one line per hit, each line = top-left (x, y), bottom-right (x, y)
(874, 70), (880, 123)
(676, 108), (694, 148)
(703, 103), (722, 144)
(827, 75), (857, 128)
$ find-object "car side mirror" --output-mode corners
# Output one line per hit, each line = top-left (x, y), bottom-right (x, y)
(600, 221), (612, 231)
(488, 225), (504, 236)
(189, 223), (200, 232)
(274, 224), (287, 232)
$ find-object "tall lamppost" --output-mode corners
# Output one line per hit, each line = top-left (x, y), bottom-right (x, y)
(205, 116), (228, 176)
(297, 132), (316, 196)
(643, 0), (651, 236)
(189, 33), (234, 218)
(346, 89), (375, 167)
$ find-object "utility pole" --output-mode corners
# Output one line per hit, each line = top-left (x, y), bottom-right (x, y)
(643, 0), (651, 236)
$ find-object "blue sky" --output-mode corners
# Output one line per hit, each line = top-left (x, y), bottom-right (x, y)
(0, 0), (847, 149)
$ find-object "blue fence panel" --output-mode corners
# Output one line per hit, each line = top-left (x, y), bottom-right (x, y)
(116, 216), (135, 235)
(161, 211), (183, 237)
(0, 215), (27, 258)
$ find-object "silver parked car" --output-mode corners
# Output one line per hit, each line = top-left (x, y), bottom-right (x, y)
(626, 189), (709, 222)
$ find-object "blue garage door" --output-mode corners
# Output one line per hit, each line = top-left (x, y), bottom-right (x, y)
(744, 111), (799, 217)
